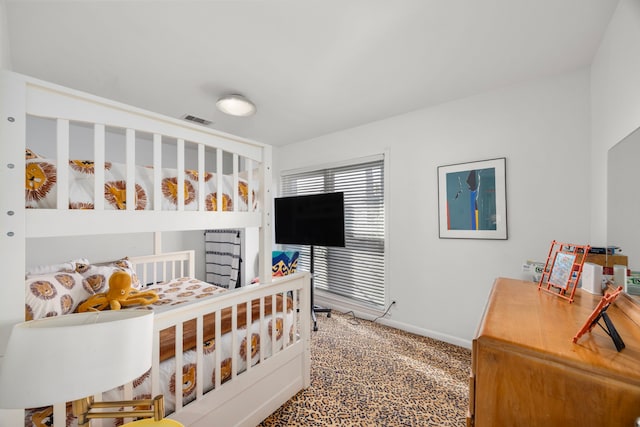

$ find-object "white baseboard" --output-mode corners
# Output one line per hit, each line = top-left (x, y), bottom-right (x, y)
(376, 318), (472, 349)
(314, 293), (472, 350)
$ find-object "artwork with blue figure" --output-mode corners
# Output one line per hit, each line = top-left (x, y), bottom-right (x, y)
(445, 167), (497, 231)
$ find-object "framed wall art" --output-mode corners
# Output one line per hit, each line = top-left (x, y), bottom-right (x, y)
(438, 157), (507, 239)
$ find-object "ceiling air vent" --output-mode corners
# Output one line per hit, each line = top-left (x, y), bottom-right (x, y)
(181, 114), (213, 126)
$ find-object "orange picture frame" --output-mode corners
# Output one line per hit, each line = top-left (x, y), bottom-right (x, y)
(538, 240), (590, 303)
(573, 286), (624, 350)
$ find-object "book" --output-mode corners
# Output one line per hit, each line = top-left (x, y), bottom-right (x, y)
(587, 246), (622, 255)
(627, 271), (640, 296)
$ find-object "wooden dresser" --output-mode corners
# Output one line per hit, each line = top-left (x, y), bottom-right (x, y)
(468, 277), (640, 427)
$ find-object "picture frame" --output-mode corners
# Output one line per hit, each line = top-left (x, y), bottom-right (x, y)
(437, 157), (507, 239)
(573, 286), (625, 351)
(538, 241), (590, 303)
(548, 252), (576, 290)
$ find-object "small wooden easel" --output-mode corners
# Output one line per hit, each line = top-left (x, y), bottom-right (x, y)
(538, 240), (590, 303)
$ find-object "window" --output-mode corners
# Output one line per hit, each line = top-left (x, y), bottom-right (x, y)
(280, 155), (386, 308)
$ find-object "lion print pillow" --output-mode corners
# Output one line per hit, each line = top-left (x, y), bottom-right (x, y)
(25, 271), (94, 321)
(79, 257), (142, 294)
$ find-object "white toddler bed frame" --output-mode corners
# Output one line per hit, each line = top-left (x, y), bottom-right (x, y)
(128, 250), (310, 427)
(0, 70), (311, 426)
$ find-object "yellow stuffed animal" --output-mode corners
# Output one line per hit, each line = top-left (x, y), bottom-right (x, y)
(78, 270), (158, 312)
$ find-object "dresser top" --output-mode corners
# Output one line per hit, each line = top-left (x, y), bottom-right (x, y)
(475, 277), (640, 382)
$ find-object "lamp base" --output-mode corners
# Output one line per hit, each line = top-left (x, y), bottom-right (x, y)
(73, 394), (165, 427)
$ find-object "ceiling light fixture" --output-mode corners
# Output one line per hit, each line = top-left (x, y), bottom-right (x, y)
(216, 94), (256, 117)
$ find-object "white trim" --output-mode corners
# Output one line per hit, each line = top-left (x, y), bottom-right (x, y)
(280, 153), (384, 177)
(315, 292), (472, 349)
(315, 290), (387, 316)
(379, 318), (472, 350)
(382, 148), (391, 308)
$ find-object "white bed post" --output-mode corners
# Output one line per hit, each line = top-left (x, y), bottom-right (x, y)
(153, 134), (162, 211)
(232, 153), (239, 212)
(125, 128), (136, 211)
(154, 232), (162, 255)
(258, 145), (273, 284)
(55, 119), (70, 210)
(0, 70), (28, 425)
(216, 148), (223, 212)
(176, 138), (185, 211)
(93, 124), (105, 211)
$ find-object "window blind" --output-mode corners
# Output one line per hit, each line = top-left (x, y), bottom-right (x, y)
(280, 156), (386, 308)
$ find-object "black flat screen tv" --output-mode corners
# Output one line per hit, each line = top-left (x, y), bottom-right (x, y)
(274, 192), (346, 247)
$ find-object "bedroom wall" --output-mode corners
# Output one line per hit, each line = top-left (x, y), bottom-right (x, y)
(26, 231), (207, 279)
(27, 229), (259, 287)
(0, 0), (11, 70)
(274, 68), (592, 347)
(590, 0), (640, 244)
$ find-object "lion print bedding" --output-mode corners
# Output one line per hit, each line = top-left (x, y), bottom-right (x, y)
(25, 148), (257, 211)
(25, 257), (141, 320)
(24, 276), (295, 427)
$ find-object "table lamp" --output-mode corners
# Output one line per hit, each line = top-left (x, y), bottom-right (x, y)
(0, 310), (168, 426)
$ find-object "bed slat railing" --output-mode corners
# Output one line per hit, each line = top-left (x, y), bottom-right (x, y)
(19, 73), (270, 238)
(153, 133), (162, 211)
(259, 297), (266, 364)
(174, 321), (184, 412)
(52, 402), (65, 427)
(197, 144), (205, 212)
(152, 327), (161, 399)
(25, 80), (264, 161)
(216, 148), (223, 212)
(214, 309), (222, 390)
(126, 249), (310, 422)
(125, 128), (136, 211)
(146, 272), (309, 421)
(195, 314), (204, 400)
(233, 153), (239, 212)
(94, 124), (106, 211)
(23, 258), (310, 427)
(131, 250), (195, 285)
(247, 158), (255, 212)
(25, 121), (269, 235)
(176, 138), (185, 211)
(245, 301), (252, 371)
(231, 303), (238, 381)
(271, 294), (278, 357)
(56, 119), (69, 210)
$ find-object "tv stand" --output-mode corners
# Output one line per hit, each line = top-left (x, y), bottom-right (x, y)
(310, 246), (331, 331)
(311, 285), (331, 332)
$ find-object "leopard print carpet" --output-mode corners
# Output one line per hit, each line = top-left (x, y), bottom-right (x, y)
(259, 311), (471, 426)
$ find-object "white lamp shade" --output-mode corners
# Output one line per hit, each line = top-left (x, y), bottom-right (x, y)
(216, 94), (256, 117)
(0, 310), (153, 409)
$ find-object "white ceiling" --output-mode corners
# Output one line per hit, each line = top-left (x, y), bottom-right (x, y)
(5, 0), (619, 146)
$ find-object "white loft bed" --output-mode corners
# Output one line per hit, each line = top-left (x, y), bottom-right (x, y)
(0, 70), (311, 427)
